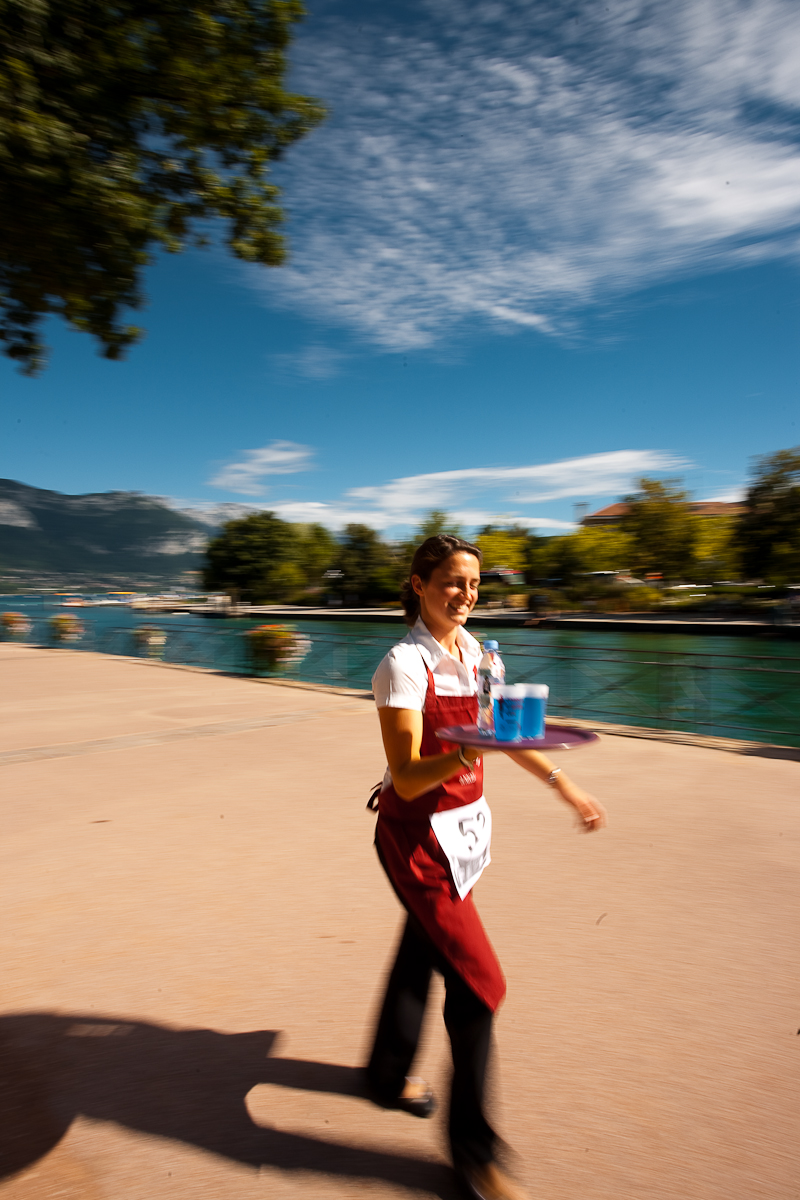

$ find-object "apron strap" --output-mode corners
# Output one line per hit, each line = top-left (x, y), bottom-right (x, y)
(366, 782), (383, 811)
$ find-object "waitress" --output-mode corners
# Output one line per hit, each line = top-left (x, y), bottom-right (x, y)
(366, 534), (605, 1200)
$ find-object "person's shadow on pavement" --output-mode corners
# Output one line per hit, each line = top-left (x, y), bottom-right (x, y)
(0, 1012), (457, 1197)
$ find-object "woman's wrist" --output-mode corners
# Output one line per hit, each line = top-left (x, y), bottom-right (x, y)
(549, 768), (578, 803)
(553, 773), (579, 802)
(456, 746), (480, 769)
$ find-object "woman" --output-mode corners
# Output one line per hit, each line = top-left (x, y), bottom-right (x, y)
(366, 535), (605, 1200)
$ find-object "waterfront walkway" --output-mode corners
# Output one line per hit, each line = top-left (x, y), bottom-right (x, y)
(1, 643), (798, 1200)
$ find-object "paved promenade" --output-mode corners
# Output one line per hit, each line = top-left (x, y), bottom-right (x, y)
(1, 643), (798, 1200)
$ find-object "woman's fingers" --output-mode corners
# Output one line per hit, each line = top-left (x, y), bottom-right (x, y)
(576, 796), (607, 831)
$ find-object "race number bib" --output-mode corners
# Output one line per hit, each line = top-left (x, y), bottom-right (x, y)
(429, 796), (492, 900)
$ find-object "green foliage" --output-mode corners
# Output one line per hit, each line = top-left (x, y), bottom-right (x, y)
(528, 533), (585, 585)
(736, 447), (800, 583)
(269, 561), (306, 602)
(592, 584), (662, 613)
(334, 523), (403, 602)
(294, 522), (339, 584)
(417, 510), (463, 539)
(474, 528), (528, 571)
(203, 512), (336, 601)
(532, 484), (739, 587)
(571, 526), (636, 573)
(0, 0), (324, 371)
(621, 477), (696, 580)
(206, 513), (404, 606)
(530, 526), (635, 583)
(691, 515), (739, 581)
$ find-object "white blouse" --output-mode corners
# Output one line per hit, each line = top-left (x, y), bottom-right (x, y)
(372, 618), (482, 710)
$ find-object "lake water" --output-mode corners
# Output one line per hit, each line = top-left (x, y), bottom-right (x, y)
(3, 597), (799, 747)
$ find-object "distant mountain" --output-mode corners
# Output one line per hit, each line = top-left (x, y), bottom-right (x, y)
(0, 479), (216, 588)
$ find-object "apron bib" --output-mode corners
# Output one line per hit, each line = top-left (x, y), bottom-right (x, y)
(375, 658), (506, 1012)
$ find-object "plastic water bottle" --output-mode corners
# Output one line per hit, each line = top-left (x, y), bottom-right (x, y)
(477, 640), (505, 734)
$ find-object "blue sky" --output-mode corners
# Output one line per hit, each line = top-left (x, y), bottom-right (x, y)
(1, 0), (799, 535)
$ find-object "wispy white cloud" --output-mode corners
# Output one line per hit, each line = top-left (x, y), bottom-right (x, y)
(264, 500), (578, 533)
(345, 450), (686, 524)
(208, 440), (314, 496)
(198, 447), (685, 531)
(249, 0), (800, 348)
(698, 490), (746, 503)
(273, 344), (347, 379)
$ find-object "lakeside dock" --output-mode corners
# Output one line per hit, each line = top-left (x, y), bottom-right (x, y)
(1, 641), (798, 1200)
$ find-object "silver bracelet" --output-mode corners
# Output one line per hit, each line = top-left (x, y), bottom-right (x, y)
(457, 746), (473, 770)
(547, 767), (562, 786)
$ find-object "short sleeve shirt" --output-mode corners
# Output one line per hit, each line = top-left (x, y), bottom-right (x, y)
(372, 618), (482, 710)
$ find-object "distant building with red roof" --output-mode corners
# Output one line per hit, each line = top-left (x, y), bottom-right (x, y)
(582, 500), (744, 526)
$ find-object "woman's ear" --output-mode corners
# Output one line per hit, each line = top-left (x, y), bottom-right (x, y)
(411, 574), (425, 597)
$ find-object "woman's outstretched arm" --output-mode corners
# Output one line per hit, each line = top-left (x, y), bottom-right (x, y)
(504, 747), (607, 831)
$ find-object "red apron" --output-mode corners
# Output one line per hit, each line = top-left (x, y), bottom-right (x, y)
(376, 663), (506, 1012)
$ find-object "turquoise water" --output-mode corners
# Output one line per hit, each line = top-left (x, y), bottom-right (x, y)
(3, 597), (800, 746)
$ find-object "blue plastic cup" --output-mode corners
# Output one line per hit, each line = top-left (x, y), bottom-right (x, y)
(520, 684), (549, 739)
(492, 685), (525, 741)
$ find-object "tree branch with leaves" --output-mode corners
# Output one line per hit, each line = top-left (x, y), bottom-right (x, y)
(0, 0), (324, 371)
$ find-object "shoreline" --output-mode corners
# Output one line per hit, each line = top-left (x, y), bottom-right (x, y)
(4, 596), (799, 639)
(192, 604), (800, 639)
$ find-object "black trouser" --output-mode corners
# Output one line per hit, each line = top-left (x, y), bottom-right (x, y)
(366, 912), (497, 1169)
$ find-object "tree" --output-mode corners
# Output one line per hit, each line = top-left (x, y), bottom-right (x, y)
(474, 527), (528, 572)
(569, 526), (636, 574)
(692, 515), (740, 581)
(528, 533), (586, 586)
(295, 521), (338, 584)
(621, 478), (696, 580)
(528, 525), (635, 584)
(736, 447), (800, 583)
(0, 0), (324, 372)
(416, 510), (463, 539)
(334, 523), (401, 602)
(203, 512), (335, 601)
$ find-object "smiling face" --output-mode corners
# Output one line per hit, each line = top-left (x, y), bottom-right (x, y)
(412, 551), (481, 639)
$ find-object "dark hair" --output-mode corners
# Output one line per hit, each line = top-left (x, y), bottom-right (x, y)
(400, 534), (482, 626)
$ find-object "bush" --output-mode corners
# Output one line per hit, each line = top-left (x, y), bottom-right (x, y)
(49, 613), (83, 642)
(244, 624), (310, 674)
(593, 586), (662, 613)
(528, 589), (578, 613)
(133, 625), (167, 658)
(0, 612), (31, 638)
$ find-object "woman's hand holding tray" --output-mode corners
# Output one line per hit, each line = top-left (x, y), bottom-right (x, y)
(436, 723), (599, 751)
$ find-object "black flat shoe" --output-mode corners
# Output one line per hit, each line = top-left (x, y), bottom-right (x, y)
(394, 1078), (437, 1119)
(365, 1074), (437, 1119)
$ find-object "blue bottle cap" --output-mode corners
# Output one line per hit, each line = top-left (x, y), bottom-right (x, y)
(483, 640), (499, 650)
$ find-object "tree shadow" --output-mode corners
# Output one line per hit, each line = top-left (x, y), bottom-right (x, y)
(0, 1012), (457, 1196)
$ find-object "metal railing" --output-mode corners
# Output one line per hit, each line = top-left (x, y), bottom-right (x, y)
(4, 617), (799, 747)
(497, 641), (800, 745)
